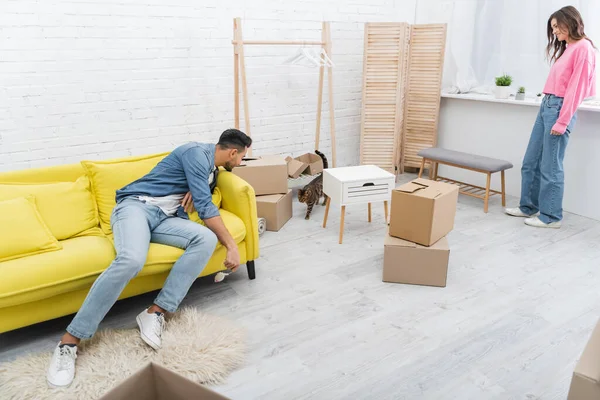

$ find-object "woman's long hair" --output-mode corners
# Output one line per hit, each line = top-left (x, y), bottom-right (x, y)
(546, 6), (596, 63)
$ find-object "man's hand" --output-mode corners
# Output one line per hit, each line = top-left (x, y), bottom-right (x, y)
(225, 247), (240, 271)
(204, 215), (240, 271)
(182, 191), (195, 213)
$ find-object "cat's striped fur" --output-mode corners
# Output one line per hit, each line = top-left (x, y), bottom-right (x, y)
(297, 150), (329, 220)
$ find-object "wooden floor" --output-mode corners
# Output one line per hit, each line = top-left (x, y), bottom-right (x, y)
(2, 173), (600, 399)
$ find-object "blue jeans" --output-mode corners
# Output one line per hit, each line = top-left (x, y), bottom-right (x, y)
(519, 94), (576, 223)
(67, 197), (218, 339)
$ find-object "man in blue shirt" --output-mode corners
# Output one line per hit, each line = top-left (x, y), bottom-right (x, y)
(47, 129), (252, 388)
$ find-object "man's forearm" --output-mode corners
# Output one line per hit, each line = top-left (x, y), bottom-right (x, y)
(204, 216), (237, 250)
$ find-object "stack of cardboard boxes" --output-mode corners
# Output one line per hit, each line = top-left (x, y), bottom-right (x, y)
(231, 152), (323, 232)
(383, 178), (459, 287)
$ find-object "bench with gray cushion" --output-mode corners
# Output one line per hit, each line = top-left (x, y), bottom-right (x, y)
(417, 147), (513, 213)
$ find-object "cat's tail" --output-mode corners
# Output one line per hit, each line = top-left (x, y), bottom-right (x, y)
(314, 149), (329, 169)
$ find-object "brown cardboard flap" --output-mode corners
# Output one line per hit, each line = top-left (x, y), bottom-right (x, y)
(396, 178), (457, 199)
(285, 156), (308, 178)
(397, 181), (429, 193)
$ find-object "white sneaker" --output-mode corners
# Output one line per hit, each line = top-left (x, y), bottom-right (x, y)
(46, 342), (77, 388)
(505, 207), (537, 217)
(525, 216), (562, 229)
(136, 308), (165, 350)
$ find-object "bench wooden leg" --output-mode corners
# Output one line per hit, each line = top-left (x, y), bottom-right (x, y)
(428, 162), (434, 179)
(418, 158), (426, 178)
(484, 172), (491, 213)
(501, 170), (506, 207)
(433, 162), (439, 180)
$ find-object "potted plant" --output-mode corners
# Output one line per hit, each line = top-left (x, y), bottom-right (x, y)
(494, 74), (512, 99)
(516, 86), (525, 100)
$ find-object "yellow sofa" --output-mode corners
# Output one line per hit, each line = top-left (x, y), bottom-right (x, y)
(0, 151), (259, 334)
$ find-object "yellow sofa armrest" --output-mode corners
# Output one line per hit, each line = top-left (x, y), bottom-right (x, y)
(216, 169), (259, 262)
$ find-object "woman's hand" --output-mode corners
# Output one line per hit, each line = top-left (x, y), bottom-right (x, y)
(182, 192), (195, 213)
(551, 129), (564, 136)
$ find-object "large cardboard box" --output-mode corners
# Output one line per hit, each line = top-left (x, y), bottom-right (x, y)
(389, 178), (459, 246)
(98, 362), (231, 400)
(256, 190), (293, 231)
(568, 319), (600, 400)
(285, 156), (308, 179)
(294, 153), (323, 175)
(383, 231), (450, 287)
(232, 156), (288, 195)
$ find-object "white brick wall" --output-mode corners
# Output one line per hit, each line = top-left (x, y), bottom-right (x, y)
(0, 0), (416, 172)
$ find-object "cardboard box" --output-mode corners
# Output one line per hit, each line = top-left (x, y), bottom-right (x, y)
(383, 232), (450, 287)
(232, 156), (288, 195)
(256, 190), (293, 231)
(285, 156), (308, 179)
(294, 153), (323, 175)
(98, 362), (231, 400)
(389, 178), (459, 246)
(567, 319), (600, 400)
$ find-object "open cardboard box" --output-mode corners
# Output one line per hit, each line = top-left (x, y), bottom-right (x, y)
(389, 178), (458, 246)
(232, 155), (288, 195)
(285, 156), (308, 179)
(98, 362), (231, 400)
(294, 153), (323, 176)
(568, 318), (600, 399)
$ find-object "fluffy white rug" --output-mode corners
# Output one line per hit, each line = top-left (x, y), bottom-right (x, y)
(0, 307), (246, 400)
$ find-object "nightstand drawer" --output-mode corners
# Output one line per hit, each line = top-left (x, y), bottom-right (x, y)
(342, 178), (394, 204)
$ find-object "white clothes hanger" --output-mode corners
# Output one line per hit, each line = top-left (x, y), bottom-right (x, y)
(281, 47), (335, 68)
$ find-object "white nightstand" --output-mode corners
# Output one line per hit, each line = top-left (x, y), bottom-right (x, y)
(322, 165), (396, 243)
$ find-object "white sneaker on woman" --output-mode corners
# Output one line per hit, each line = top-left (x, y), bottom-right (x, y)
(46, 342), (77, 388)
(505, 207), (537, 217)
(525, 216), (562, 229)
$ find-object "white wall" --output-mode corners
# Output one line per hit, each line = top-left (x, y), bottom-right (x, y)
(0, 0), (417, 172)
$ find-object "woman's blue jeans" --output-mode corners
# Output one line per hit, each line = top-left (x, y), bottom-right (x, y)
(519, 94), (576, 223)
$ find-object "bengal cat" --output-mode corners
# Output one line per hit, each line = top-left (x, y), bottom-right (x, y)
(297, 150), (329, 220)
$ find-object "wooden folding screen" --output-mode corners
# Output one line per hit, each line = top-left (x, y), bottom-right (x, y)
(401, 24), (447, 171)
(359, 23), (410, 174)
(359, 22), (447, 174)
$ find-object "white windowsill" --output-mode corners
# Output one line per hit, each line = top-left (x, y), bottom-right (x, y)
(441, 92), (600, 113)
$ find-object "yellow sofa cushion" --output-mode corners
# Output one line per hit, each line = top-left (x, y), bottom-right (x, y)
(81, 152), (169, 235)
(0, 235), (116, 308)
(0, 176), (99, 240)
(0, 196), (62, 263)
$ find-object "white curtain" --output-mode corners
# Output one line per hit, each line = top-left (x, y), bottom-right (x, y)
(416, 0), (600, 98)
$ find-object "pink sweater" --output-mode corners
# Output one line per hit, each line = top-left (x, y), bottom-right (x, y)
(543, 38), (597, 133)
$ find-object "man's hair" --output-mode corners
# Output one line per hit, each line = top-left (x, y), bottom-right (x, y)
(217, 128), (252, 151)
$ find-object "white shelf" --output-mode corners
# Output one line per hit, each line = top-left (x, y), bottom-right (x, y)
(441, 92), (600, 113)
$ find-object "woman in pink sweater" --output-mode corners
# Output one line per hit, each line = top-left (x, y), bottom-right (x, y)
(505, 6), (597, 228)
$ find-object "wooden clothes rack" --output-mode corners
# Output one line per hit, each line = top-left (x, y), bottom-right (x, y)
(232, 17), (337, 167)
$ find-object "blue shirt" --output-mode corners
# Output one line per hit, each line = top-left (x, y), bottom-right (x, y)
(115, 142), (220, 220)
